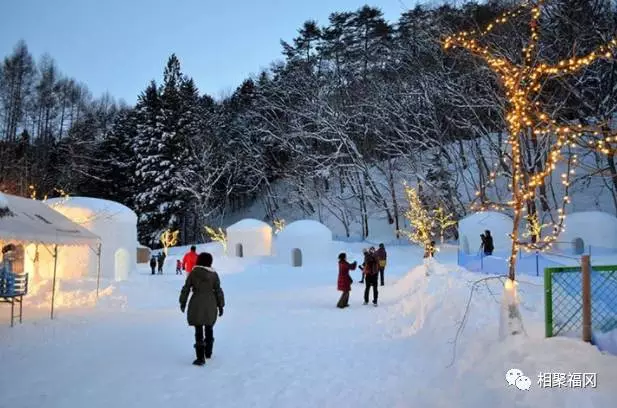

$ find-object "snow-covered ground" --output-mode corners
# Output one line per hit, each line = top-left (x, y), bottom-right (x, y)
(1, 243), (616, 408)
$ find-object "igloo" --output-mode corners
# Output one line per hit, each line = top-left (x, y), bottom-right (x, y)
(226, 218), (272, 257)
(557, 211), (617, 253)
(44, 197), (138, 281)
(275, 220), (333, 267)
(458, 211), (513, 255)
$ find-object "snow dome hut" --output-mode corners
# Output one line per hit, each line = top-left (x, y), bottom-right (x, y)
(557, 211), (617, 254)
(226, 218), (272, 257)
(45, 197), (137, 281)
(275, 220), (333, 267)
(458, 211), (513, 255)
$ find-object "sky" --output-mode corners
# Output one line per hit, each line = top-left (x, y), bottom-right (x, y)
(0, 0), (414, 105)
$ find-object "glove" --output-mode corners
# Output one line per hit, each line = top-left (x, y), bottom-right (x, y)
(180, 305), (185, 313)
(218, 307), (224, 317)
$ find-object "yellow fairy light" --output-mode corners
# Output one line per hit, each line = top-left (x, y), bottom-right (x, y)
(443, 0), (617, 280)
(204, 225), (228, 253)
(400, 182), (435, 250)
(160, 229), (180, 256)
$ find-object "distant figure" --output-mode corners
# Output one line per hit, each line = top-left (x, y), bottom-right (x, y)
(358, 248), (368, 283)
(337, 253), (357, 309)
(157, 252), (166, 274)
(424, 241), (436, 258)
(179, 252), (225, 366)
(149, 255), (157, 275)
(182, 246), (198, 273)
(481, 230), (494, 256)
(362, 248), (379, 306)
(176, 259), (182, 275)
(376, 243), (387, 286)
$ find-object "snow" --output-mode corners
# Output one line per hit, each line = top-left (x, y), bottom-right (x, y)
(45, 196), (138, 281)
(226, 218), (272, 257)
(2, 242), (616, 408)
(274, 220), (333, 265)
(557, 211), (617, 252)
(0, 192), (8, 209)
(458, 211), (513, 255)
(594, 328), (617, 355)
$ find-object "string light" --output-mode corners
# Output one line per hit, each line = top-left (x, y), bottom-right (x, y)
(443, 0), (617, 279)
(160, 229), (180, 256)
(400, 182), (435, 249)
(273, 218), (286, 234)
(204, 225), (227, 253)
(433, 207), (456, 244)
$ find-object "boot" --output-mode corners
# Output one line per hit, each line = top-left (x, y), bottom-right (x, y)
(205, 338), (214, 359)
(193, 343), (205, 366)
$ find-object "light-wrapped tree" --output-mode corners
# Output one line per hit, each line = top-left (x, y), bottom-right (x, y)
(443, 0), (617, 337)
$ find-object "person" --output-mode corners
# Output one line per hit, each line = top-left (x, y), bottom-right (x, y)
(424, 241), (436, 258)
(176, 259), (182, 275)
(179, 252), (225, 366)
(337, 253), (357, 308)
(358, 248), (368, 284)
(363, 248), (379, 306)
(149, 255), (157, 275)
(376, 243), (387, 286)
(157, 252), (166, 274)
(182, 246), (198, 274)
(481, 230), (494, 256)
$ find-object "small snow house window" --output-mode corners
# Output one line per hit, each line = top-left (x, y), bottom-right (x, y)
(292, 248), (302, 267)
(235, 243), (243, 258)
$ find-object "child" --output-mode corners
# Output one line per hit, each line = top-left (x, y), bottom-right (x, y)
(358, 248), (368, 283)
(176, 259), (182, 275)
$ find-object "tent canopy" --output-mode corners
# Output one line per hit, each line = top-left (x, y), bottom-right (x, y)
(0, 193), (101, 246)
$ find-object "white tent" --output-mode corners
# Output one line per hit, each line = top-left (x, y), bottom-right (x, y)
(0, 192), (101, 320)
(275, 220), (333, 266)
(458, 211), (513, 255)
(46, 197), (137, 281)
(557, 211), (617, 251)
(226, 218), (272, 257)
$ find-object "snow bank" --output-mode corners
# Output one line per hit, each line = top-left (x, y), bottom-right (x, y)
(593, 328), (617, 356)
(379, 261), (617, 406)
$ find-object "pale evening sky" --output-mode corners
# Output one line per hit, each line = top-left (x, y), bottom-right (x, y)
(0, 0), (416, 105)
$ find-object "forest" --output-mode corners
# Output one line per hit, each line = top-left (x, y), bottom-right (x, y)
(1, 0), (616, 247)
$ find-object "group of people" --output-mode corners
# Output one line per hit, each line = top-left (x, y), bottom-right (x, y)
(337, 243), (387, 308)
(149, 252), (166, 275)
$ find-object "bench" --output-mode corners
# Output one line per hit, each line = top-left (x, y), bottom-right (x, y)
(0, 271), (28, 327)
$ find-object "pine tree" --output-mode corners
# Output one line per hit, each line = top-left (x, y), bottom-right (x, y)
(99, 108), (138, 207)
(133, 81), (164, 246)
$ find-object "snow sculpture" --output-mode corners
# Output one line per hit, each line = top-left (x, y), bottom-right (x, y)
(458, 211), (513, 255)
(226, 219), (272, 257)
(44, 197), (137, 281)
(275, 220), (333, 266)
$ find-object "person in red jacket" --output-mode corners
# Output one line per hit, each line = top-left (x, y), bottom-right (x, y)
(337, 252), (357, 308)
(182, 246), (198, 273)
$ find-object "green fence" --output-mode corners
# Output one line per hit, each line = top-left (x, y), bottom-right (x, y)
(545, 265), (617, 338)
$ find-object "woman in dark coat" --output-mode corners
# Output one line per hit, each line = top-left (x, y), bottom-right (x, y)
(337, 253), (357, 308)
(179, 252), (225, 366)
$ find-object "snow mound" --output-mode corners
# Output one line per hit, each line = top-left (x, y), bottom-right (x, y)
(24, 279), (127, 310)
(557, 211), (617, 250)
(227, 218), (271, 231)
(46, 196), (137, 223)
(0, 192), (8, 209)
(278, 219), (332, 239)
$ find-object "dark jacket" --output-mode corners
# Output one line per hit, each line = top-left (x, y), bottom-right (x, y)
(179, 265), (225, 326)
(361, 253), (379, 276)
(483, 234), (494, 253)
(338, 260), (357, 292)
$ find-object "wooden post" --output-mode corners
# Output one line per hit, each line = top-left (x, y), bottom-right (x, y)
(581, 254), (592, 343)
(50, 245), (58, 320)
